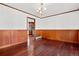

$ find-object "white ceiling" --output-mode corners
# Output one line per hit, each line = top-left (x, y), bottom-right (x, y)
(5, 3), (79, 18)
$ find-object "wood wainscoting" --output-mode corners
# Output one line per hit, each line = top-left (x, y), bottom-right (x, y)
(0, 30), (79, 56)
(0, 30), (79, 49)
(36, 30), (79, 44)
(0, 30), (27, 49)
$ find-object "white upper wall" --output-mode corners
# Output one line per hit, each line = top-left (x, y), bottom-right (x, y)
(36, 11), (79, 29)
(0, 5), (38, 30)
(0, 4), (79, 30)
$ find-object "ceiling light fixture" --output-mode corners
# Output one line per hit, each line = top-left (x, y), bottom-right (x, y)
(36, 3), (47, 16)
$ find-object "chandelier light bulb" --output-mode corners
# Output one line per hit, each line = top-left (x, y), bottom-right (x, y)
(44, 7), (47, 10)
(38, 7), (41, 10)
(36, 9), (39, 12)
(39, 11), (42, 14)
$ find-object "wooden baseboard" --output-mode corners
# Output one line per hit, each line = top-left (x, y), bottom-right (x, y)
(0, 41), (27, 49)
(0, 42), (27, 56)
(43, 38), (78, 44)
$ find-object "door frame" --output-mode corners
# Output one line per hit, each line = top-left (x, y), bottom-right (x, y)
(27, 17), (35, 56)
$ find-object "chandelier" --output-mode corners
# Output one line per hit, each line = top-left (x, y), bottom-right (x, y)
(36, 3), (47, 15)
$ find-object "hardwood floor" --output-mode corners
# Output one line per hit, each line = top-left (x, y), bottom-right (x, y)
(0, 39), (79, 56)
(34, 40), (79, 56)
(0, 43), (27, 56)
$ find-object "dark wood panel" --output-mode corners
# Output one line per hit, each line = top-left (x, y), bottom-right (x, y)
(36, 30), (78, 43)
(56, 30), (78, 43)
(0, 30), (27, 48)
(36, 30), (43, 36)
(77, 30), (79, 43)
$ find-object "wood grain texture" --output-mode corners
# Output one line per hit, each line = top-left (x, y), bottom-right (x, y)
(34, 40), (79, 56)
(0, 30), (78, 49)
(77, 30), (79, 43)
(1, 39), (79, 56)
(0, 42), (27, 56)
(36, 30), (78, 43)
(36, 30), (43, 36)
(0, 30), (78, 48)
(0, 30), (27, 48)
(56, 30), (78, 43)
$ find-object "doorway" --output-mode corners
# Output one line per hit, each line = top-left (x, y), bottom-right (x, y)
(27, 17), (35, 56)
